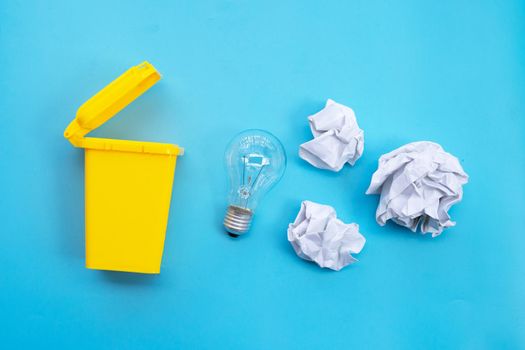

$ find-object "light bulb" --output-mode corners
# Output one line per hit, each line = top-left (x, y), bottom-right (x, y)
(223, 129), (287, 237)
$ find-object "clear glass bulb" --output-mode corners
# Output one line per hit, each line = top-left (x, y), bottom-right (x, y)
(223, 129), (287, 236)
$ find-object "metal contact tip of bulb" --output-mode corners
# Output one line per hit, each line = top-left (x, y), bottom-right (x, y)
(224, 205), (253, 236)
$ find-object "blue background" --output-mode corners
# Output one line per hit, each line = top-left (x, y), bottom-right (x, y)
(1, 0), (524, 349)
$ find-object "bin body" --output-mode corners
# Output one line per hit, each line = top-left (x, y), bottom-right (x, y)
(84, 144), (177, 273)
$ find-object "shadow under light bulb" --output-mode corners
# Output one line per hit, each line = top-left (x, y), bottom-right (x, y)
(223, 129), (287, 237)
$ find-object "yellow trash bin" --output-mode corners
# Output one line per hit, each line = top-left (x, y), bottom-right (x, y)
(64, 62), (184, 274)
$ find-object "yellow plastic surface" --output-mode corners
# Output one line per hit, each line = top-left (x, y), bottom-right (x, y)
(64, 62), (161, 148)
(64, 62), (183, 274)
(85, 146), (177, 273)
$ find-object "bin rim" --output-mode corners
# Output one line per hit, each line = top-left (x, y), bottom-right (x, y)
(82, 137), (184, 156)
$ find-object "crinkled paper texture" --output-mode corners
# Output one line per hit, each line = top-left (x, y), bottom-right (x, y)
(366, 141), (468, 237)
(299, 99), (364, 172)
(287, 201), (366, 271)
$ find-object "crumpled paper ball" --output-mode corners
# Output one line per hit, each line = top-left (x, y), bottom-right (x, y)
(299, 99), (364, 171)
(287, 201), (366, 271)
(366, 141), (468, 237)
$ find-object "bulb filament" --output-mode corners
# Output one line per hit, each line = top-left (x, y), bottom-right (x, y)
(240, 155), (268, 208)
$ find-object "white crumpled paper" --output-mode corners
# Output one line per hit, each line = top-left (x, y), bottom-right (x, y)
(366, 141), (468, 237)
(287, 201), (366, 271)
(299, 99), (364, 172)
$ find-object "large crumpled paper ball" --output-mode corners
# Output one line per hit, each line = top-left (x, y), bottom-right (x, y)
(366, 141), (468, 237)
(287, 201), (366, 271)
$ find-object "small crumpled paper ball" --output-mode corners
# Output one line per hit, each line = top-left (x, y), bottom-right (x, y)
(366, 141), (468, 237)
(299, 99), (364, 171)
(287, 201), (366, 271)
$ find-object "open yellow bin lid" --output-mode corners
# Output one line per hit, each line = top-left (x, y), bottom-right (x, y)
(64, 61), (183, 156)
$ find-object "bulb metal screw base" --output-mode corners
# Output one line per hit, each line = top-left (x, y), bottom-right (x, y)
(224, 205), (253, 236)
